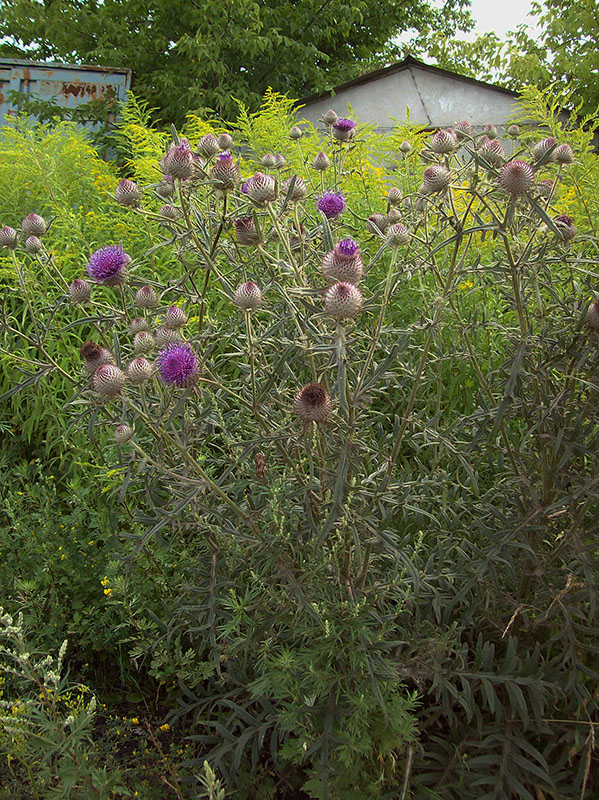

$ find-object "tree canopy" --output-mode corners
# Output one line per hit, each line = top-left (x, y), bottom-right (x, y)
(0, 0), (472, 125)
(419, 0), (599, 117)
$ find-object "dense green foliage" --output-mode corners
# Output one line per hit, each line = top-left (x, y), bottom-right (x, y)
(0, 0), (472, 125)
(1, 90), (599, 798)
(422, 0), (599, 117)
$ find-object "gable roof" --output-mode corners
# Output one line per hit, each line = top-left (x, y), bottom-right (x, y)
(299, 55), (519, 107)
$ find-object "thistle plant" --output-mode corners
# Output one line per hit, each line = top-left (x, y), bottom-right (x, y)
(2, 110), (599, 798)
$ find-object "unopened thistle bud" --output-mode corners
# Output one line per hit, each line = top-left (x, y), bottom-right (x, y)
(367, 213), (388, 235)
(322, 238), (364, 284)
(507, 124), (520, 137)
(499, 160), (535, 195)
(0, 226), (17, 248)
(164, 305), (187, 329)
(156, 179), (174, 199)
(210, 152), (240, 190)
(274, 153), (286, 169)
(234, 217), (260, 246)
(69, 278), (92, 304)
(164, 142), (194, 180)
(261, 153), (276, 168)
(387, 187), (402, 207)
(21, 213), (47, 237)
(155, 326), (182, 348)
(289, 126), (303, 140)
(130, 316), (150, 334)
(532, 137), (557, 162)
(293, 382), (332, 422)
(537, 178), (554, 197)
(135, 285), (158, 309)
(386, 222), (410, 247)
(387, 208), (402, 224)
(25, 235), (43, 254)
(217, 132), (234, 150)
(133, 331), (155, 354)
(332, 118), (356, 142)
(399, 141), (412, 154)
(233, 281), (262, 310)
(128, 356), (153, 384)
(553, 143), (574, 164)
(246, 172), (277, 205)
(322, 109), (338, 126)
(484, 124), (498, 140)
(159, 203), (181, 222)
(553, 214), (576, 241)
(282, 176), (308, 202)
(114, 424), (133, 444)
(454, 120), (474, 139)
(198, 134), (220, 157)
(325, 282), (363, 320)
(431, 129), (457, 154)
(422, 165), (452, 194)
(93, 364), (126, 399)
(81, 341), (114, 374)
(312, 152), (331, 171)
(586, 299), (599, 330)
(115, 179), (141, 207)
(481, 139), (506, 167)
(254, 451), (267, 479)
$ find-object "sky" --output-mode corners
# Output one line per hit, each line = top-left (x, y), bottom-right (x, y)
(466, 0), (540, 40)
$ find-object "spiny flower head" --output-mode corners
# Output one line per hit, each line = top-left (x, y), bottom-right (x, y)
(156, 179), (174, 199)
(481, 138), (506, 167)
(293, 382), (332, 422)
(431, 129), (457, 154)
(245, 172), (276, 205)
(454, 120), (474, 139)
(322, 239), (364, 284)
(274, 153), (286, 169)
(155, 326), (182, 348)
(399, 141), (412, 153)
(197, 134), (219, 157)
(164, 305), (188, 329)
(25, 235), (43, 254)
(312, 152), (331, 171)
(586, 299), (599, 331)
(69, 278), (92, 304)
(282, 176), (308, 202)
(80, 341), (114, 374)
(21, 213), (47, 237)
(422, 165), (452, 194)
(367, 213), (388, 235)
(164, 141), (194, 180)
(135, 285), (158, 309)
(115, 179), (141, 207)
(234, 217), (260, 246)
(233, 281), (262, 310)
(322, 109), (338, 125)
(289, 126), (303, 140)
(317, 191), (346, 219)
(324, 282), (363, 320)
(484, 124), (498, 140)
(553, 143), (574, 164)
(260, 153), (276, 168)
(130, 317), (149, 334)
(0, 226), (17, 248)
(532, 137), (557, 161)
(386, 222), (410, 247)
(217, 132), (234, 149)
(332, 118), (356, 141)
(157, 342), (200, 387)
(114, 424), (133, 444)
(537, 178), (554, 197)
(86, 245), (130, 286)
(499, 160), (534, 195)
(133, 331), (154, 354)
(128, 357), (153, 384)
(507, 124), (520, 137)
(210, 152), (240, 190)
(159, 204), (181, 221)
(93, 364), (126, 399)
(387, 187), (402, 207)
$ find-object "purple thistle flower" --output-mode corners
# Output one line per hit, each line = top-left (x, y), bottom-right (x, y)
(336, 238), (359, 257)
(333, 118), (356, 131)
(86, 245), (130, 286)
(157, 342), (200, 387)
(317, 191), (347, 219)
(241, 179), (250, 194)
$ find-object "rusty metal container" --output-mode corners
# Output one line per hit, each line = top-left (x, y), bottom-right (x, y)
(0, 58), (132, 128)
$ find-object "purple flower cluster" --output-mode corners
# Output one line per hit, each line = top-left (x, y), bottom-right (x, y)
(317, 192), (347, 219)
(336, 238), (359, 257)
(333, 118), (356, 132)
(157, 342), (199, 387)
(86, 245), (130, 285)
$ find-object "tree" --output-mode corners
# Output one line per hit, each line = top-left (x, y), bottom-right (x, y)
(419, 0), (599, 117)
(0, 0), (472, 126)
